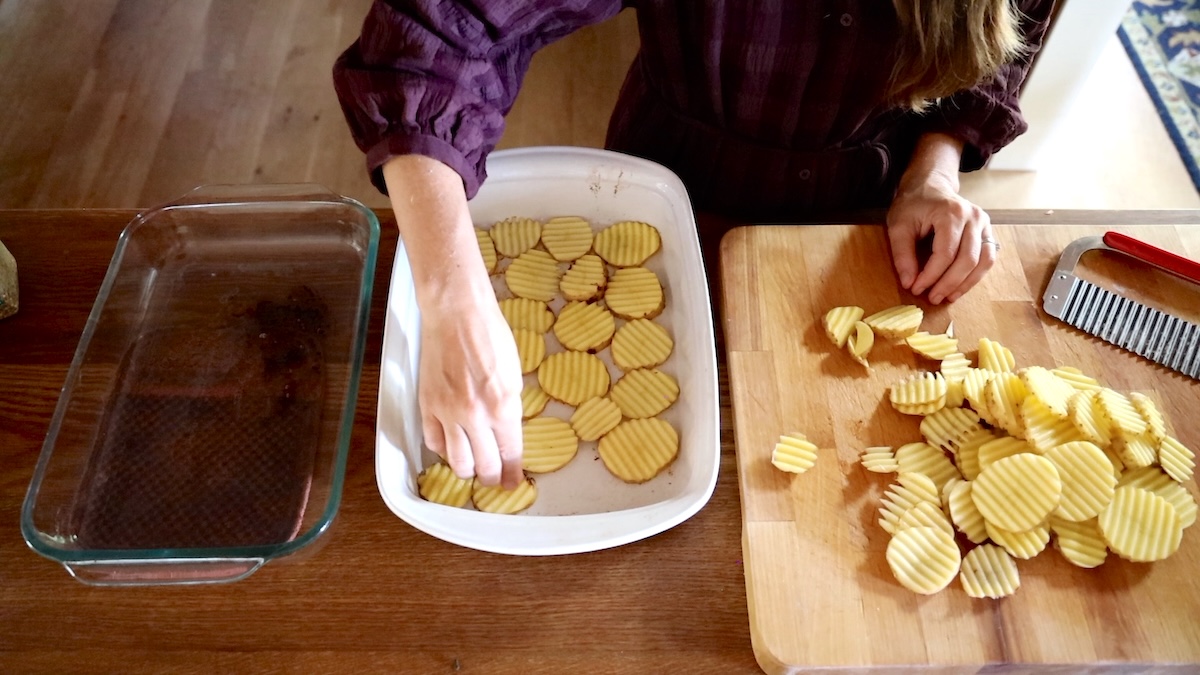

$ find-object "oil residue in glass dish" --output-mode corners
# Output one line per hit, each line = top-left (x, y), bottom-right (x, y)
(72, 286), (330, 550)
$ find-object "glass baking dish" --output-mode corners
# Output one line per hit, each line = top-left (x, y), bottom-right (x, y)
(21, 184), (379, 585)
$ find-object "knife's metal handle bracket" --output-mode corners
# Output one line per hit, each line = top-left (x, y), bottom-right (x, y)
(1042, 236), (1107, 318)
(1043, 234), (1200, 318)
(1042, 234), (1200, 380)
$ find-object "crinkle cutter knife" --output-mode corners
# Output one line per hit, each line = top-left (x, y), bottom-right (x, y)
(1042, 231), (1200, 381)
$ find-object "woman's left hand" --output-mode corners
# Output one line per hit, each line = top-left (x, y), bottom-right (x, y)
(886, 162), (998, 305)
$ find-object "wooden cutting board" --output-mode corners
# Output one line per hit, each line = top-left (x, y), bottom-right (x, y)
(719, 223), (1200, 674)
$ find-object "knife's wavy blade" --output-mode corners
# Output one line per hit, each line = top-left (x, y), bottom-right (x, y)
(1055, 277), (1200, 380)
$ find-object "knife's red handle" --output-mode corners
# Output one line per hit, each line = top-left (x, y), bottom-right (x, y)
(1103, 231), (1200, 284)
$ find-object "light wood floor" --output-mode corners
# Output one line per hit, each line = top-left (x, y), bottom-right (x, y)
(1, 1), (1196, 212)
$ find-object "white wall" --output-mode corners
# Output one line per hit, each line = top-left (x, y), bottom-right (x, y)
(989, 0), (1133, 170)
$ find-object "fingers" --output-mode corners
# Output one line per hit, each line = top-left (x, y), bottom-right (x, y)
(476, 392), (523, 488)
(926, 208), (989, 304)
(494, 411), (525, 489)
(423, 414), (447, 459)
(442, 423), (476, 481)
(423, 387), (523, 487)
(417, 302), (526, 490)
(909, 211), (964, 298)
(466, 424), (502, 486)
(434, 413), (523, 485)
(448, 416), (523, 489)
(945, 245), (996, 303)
(428, 410), (523, 488)
(890, 195), (996, 304)
(887, 220), (921, 291)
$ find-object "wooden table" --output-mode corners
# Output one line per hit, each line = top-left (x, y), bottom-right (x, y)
(1, 208), (1196, 674)
(0, 208), (754, 674)
(721, 219), (1200, 674)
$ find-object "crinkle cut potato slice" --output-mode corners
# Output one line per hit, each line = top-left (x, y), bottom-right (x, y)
(569, 397), (622, 442)
(960, 544), (1020, 599)
(489, 216), (542, 258)
(560, 254), (608, 302)
(605, 267), (665, 320)
(598, 417), (679, 483)
(861, 446), (898, 474)
(610, 368), (680, 419)
(499, 297), (554, 333)
(971, 453), (1063, 533)
(521, 417), (579, 474)
(889, 372), (948, 415)
(553, 301), (615, 353)
(886, 525), (961, 595)
(823, 305), (864, 348)
(475, 227), (499, 274)
(847, 321), (875, 367)
(540, 215), (594, 262)
(611, 318), (673, 371)
(1099, 486), (1183, 562)
(417, 463), (473, 508)
(472, 476), (538, 514)
(863, 304), (923, 340)
(538, 351), (611, 406)
(906, 331), (959, 360)
(592, 220), (662, 267)
(506, 249), (563, 302)
(772, 433), (819, 474)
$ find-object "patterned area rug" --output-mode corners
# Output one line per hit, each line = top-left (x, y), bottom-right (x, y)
(1120, 1), (1200, 192)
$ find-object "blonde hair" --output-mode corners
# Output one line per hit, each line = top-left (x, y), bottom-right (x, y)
(888, 0), (1027, 111)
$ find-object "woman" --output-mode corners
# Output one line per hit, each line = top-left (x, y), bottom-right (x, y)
(334, 0), (1055, 489)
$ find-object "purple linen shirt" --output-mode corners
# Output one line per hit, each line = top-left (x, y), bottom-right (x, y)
(333, 0), (1054, 221)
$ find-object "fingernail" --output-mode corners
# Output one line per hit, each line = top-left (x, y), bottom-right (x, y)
(930, 294), (943, 305)
(948, 292), (962, 303)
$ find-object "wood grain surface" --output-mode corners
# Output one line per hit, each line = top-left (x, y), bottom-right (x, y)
(0, 1), (637, 211)
(0, 209), (753, 674)
(4, 209), (1199, 674)
(720, 221), (1200, 674)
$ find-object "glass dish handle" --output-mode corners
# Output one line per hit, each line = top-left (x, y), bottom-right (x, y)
(166, 183), (341, 207)
(63, 558), (265, 586)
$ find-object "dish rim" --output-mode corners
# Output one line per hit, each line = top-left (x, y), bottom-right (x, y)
(20, 185), (380, 568)
(374, 146), (720, 555)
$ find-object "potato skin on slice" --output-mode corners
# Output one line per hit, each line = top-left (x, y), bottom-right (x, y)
(822, 306), (864, 348)
(886, 526), (961, 595)
(593, 220), (662, 267)
(417, 463), (473, 508)
(472, 476), (538, 514)
(598, 418), (679, 483)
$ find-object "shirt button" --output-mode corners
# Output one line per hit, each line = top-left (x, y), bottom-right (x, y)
(840, 13), (853, 27)
(798, 169), (812, 180)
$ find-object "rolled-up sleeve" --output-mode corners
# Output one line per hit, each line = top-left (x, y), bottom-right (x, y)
(333, 0), (624, 197)
(918, 0), (1058, 171)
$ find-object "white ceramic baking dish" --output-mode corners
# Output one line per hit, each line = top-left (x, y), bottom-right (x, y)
(375, 147), (718, 555)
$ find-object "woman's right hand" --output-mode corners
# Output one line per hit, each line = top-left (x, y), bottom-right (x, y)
(383, 154), (525, 489)
(417, 295), (525, 488)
